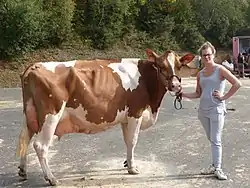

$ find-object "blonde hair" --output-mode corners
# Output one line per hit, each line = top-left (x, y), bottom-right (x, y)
(198, 41), (216, 56)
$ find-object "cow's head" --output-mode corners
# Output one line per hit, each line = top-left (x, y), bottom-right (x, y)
(146, 49), (195, 92)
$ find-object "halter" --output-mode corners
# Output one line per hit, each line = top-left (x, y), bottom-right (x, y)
(153, 63), (183, 110)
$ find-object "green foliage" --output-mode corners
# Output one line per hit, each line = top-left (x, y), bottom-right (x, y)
(0, 0), (75, 59)
(75, 0), (131, 49)
(122, 25), (179, 51)
(192, 0), (247, 48)
(135, 0), (178, 50)
(2, 0), (250, 60)
(0, 0), (44, 58)
(170, 0), (205, 51)
(40, 0), (75, 46)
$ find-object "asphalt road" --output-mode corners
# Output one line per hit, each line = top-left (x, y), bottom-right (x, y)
(0, 78), (249, 188)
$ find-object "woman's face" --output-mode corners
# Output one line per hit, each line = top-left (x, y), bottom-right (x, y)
(201, 47), (214, 64)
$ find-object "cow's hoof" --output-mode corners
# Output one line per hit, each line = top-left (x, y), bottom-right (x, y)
(18, 167), (27, 180)
(123, 160), (128, 167)
(45, 176), (58, 186)
(128, 167), (140, 175)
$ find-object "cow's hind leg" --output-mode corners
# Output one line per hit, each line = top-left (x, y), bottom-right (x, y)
(122, 117), (142, 175)
(16, 118), (34, 180)
(33, 101), (66, 186)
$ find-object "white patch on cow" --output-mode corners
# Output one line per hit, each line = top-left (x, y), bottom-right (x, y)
(36, 101), (66, 146)
(27, 149), (58, 167)
(167, 52), (176, 75)
(82, 80), (87, 85)
(0, 139), (3, 147)
(140, 106), (160, 130)
(33, 101), (66, 180)
(108, 58), (141, 91)
(100, 65), (104, 68)
(50, 135), (59, 146)
(39, 60), (76, 73)
(62, 105), (128, 131)
(126, 116), (142, 169)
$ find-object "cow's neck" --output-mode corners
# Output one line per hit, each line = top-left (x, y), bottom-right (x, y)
(138, 61), (167, 114)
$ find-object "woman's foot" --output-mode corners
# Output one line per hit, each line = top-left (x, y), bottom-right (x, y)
(200, 164), (216, 175)
(214, 169), (228, 180)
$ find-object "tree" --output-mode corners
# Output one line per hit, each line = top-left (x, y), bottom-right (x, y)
(75, 0), (132, 49)
(0, 0), (46, 58)
(170, 0), (205, 51)
(192, 0), (247, 47)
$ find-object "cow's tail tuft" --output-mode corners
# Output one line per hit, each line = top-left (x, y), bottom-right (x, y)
(16, 119), (29, 157)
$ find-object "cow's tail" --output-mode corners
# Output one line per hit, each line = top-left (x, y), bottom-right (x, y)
(16, 65), (34, 157)
(16, 120), (30, 157)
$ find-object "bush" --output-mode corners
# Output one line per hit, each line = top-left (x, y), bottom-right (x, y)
(41, 0), (75, 46)
(0, 0), (45, 59)
(0, 0), (75, 59)
(134, 1), (179, 51)
(74, 0), (131, 49)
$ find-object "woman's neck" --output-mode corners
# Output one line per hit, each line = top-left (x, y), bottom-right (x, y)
(204, 62), (216, 70)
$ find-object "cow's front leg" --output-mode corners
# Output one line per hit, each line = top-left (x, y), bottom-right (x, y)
(124, 116), (142, 174)
(121, 123), (129, 168)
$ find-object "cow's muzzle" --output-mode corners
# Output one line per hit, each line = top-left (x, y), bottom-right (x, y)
(168, 75), (183, 110)
(168, 75), (182, 93)
(153, 64), (182, 93)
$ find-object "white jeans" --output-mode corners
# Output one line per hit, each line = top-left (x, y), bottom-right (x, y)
(198, 111), (225, 169)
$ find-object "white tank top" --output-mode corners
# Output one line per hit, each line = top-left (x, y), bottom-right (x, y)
(199, 66), (226, 114)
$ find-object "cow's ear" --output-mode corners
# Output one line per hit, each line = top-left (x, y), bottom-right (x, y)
(179, 53), (195, 65)
(146, 49), (159, 62)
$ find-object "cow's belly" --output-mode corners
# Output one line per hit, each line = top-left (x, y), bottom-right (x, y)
(56, 105), (128, 135)
(140, 107), (159, 130)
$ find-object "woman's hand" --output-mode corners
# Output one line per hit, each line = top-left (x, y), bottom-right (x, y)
(213, 90), (224, 101)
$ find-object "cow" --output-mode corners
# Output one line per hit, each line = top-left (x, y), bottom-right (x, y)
(16, 49), (195, 186)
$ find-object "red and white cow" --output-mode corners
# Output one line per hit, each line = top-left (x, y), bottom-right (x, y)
(16, 49), (195, 186)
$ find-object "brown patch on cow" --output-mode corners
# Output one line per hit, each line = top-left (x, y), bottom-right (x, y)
(21, 63), (70, 131)
(134, 60), (166, 115)
(65, 63), (127, 124)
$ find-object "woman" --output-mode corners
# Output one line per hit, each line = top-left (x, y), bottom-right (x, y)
(181, 42), (242, 180)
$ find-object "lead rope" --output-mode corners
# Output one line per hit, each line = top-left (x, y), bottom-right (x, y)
(169, 75), (183, 110)
(174, 91), (182, 110)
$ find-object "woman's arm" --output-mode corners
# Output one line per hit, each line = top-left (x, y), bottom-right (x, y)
(182, 72), (202, 99)
(214, 66), (242, 101)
